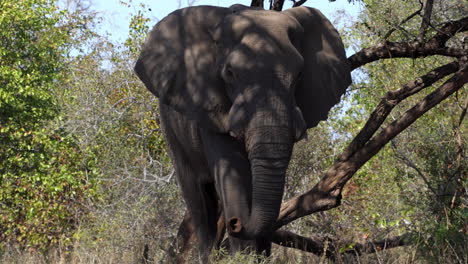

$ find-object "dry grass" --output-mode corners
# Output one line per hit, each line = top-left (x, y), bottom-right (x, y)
(3, 241), (466, 264)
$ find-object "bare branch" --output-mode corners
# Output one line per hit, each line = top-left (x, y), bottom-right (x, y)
(272, 230), (411, 258)
(429, 17), (468, 45)
(342, 234), (410, 255)
(349, 44), (465, 71)
(354, 62), (467, 163)
(349, 17), (468, 70)
(418, 0), (435, 42)
(339, 61), (460, 162)
(272, 230), (335, 258)
(274, 61), (468, 229)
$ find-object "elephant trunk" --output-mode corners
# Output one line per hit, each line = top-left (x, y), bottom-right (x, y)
(227, 125), (293, 239)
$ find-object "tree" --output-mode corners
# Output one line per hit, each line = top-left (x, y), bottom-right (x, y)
(45, 2), (180, 262)
(0, 0), (99, 250)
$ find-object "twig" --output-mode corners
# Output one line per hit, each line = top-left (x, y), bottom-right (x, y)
(390, 140), (439, 197)
(457, 96), (467, 127)
(418, 0), (435, 42)
(384, 4), (423, 40)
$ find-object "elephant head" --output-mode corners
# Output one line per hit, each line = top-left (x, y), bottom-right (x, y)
(135, 4), (351, 240)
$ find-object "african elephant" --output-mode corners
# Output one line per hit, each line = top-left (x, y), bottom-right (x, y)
(134, 4), (351, 259)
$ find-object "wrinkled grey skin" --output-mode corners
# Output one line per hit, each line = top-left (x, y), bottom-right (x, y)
(135, 4), (351, 258)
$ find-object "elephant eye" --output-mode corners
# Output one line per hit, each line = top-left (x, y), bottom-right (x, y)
(222, 64), (235, 82)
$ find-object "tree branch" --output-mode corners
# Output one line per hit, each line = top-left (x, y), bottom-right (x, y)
(418, 0), (435, 42)
(271, 230), (411, 258)
(274, 61), (468, 229)
(339, 61), (460, 162)
(349, 17), (468, 70)
(271, 0), (285, 11)
(272, 230), (335, 258)
(250, 0), (264, 8)
(390, 140), (439, 197)
(353, 62), (466, 162)
(342, 234), (410, 255)
(292, 0), (308, 7)
(428, 17), (468, 46)
(384, 4), (423, 40)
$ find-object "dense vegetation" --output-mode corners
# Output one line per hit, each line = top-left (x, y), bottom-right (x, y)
(0, 0), (100, 250)
(0, 0), (466, 263)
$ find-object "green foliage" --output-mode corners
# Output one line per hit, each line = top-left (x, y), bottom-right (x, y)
(0, 0), (67, 125)
(1, 0), (465, 262)
(0, 0), (99, 249)
(44, 2), (179, 261)
(283, 1), (465, 262)
(335, 0), (467, 261)
(123, 1), (151, 55)
(0, 127), (98, 249)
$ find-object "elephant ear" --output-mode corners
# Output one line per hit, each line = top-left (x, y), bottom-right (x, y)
(284, 7), (351, 128)
(134, 6), (231, 132)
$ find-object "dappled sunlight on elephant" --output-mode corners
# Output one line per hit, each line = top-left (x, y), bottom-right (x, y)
(134, 4), (351, 260)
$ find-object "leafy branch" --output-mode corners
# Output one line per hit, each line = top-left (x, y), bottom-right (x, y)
(349, 17), (468, 70)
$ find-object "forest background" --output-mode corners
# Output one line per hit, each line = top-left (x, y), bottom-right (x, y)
(0, 0), (466, 263)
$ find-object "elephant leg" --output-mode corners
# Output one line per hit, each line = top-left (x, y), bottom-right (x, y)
(255, 236), (272, 256)
(174, 208), (225, 264)
(200, 131), (271, 255)
(177, 178), (218, 260)
(159, 104), (218, 260)
(172, 211), (195, 264)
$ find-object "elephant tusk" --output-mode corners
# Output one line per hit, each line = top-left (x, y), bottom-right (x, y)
(229, 131), (237, 138)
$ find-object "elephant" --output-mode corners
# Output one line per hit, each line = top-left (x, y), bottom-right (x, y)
(134, 3), (351, 259)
